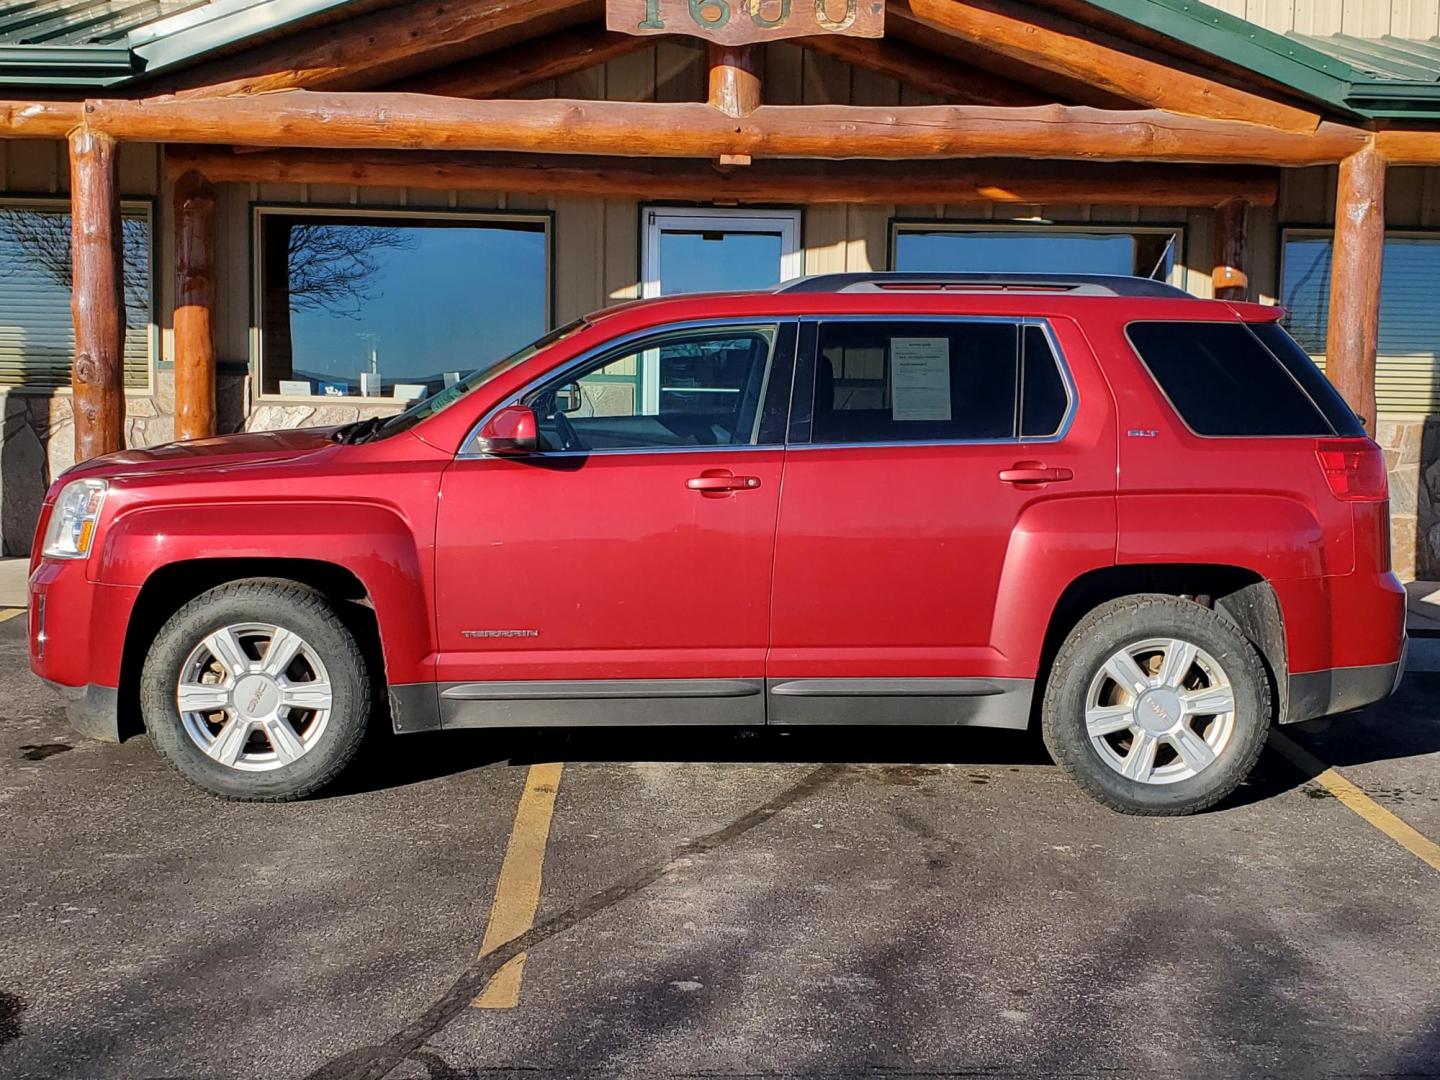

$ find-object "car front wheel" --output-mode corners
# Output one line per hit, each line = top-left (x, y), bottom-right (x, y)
(140, 579), (371, 801)
(1041, 594), (1271, 816)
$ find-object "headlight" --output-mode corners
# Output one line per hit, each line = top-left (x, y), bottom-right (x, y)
(42, 478), (108, 559)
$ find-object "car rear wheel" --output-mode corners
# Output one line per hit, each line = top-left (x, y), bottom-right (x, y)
(1041, 594), (1271, 816)
(140, 579), (371, 801)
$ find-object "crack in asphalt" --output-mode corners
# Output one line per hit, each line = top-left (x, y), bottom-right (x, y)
(303, 762), (848, 1080)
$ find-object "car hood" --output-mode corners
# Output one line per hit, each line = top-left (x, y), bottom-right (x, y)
(62, 427), (340, 483)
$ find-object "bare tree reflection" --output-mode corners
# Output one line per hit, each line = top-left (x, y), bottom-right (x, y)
(282, 222), (416, 318)
(0, 206), (149, 311)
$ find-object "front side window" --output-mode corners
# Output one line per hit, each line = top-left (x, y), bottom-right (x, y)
(0, 200), (152, 389)
(810, 320), (1068, 445)
(256, 209), (549, 400)
(523, 325), (781, 452)
(892, 224), (1182, 286)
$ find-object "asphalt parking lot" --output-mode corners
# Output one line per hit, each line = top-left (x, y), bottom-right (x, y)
(1, 610), (1438, 1080)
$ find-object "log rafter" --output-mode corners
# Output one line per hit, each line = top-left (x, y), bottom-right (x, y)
(796, 34), (1046, 107)
(399, 23), (652, 98)
(890, 0), (1322, 134)
(74, 94), (1368, 167)
(165, 146), (1280, 207)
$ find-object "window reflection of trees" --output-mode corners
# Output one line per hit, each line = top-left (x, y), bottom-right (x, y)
(281, 222), (416, 318)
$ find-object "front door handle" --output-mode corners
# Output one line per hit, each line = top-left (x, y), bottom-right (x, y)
(686, 469), (762, 494)
(998, 462), (1074, 485)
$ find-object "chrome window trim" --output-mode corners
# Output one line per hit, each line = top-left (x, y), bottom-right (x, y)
(794, 314), (1078, 449)
(458, 317), (795, 459)
(1122, 318), (1342, 440)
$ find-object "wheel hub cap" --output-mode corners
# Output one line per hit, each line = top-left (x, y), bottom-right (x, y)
(1134, 687), (1181, 734)
(233, 674), (280, 720)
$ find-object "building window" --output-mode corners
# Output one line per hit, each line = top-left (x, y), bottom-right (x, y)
(1281, 229), (1440, 415)
(891, 222), (1184, 287)
(0, 199), (153, 390)
(255, 207), (550, 400)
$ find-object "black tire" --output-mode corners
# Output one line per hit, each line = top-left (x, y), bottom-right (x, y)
(140, 578), (371, 802)
(1041, 594), (1271, 816)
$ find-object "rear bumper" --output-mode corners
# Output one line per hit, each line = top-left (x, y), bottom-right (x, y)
(43, 680), (121, 742)
(1286, 644), (1406, 724)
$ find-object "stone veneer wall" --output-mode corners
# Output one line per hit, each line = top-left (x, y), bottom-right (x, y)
(1375, 417), (1440, 581)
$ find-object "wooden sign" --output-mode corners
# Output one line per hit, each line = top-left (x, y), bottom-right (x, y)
(607, 0), (885, 45)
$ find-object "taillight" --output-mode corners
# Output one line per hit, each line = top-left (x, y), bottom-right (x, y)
(1315, 440), (1387, 502)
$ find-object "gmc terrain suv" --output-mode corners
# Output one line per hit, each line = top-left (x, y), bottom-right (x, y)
(29, 273), (1406, 815)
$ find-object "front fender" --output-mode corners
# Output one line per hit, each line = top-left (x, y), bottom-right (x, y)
(98, 499), (435, 686)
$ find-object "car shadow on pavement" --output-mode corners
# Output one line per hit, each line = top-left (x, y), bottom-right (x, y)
(327, 723), (1053, 799)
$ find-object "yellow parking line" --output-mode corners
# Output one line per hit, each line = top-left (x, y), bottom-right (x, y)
(0, 608), (25, 623)
(472, 761), (564, 1009)
(1270, 731), (1440, 874)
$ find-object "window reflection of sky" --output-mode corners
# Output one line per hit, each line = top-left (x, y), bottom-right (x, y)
(274, 218), (547, 395)
(895, 231), (1162, 277)
(658, 230), (785, 294)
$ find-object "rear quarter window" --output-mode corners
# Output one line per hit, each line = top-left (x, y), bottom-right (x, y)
(1126, 321), (1338, 437)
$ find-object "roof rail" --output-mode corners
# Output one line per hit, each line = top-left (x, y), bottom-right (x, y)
(774, 272), (1192, 299)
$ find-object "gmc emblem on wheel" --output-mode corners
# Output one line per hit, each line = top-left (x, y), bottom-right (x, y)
(461, 629), (540, 638)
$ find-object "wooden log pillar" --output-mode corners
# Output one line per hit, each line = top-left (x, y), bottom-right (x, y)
(707, 43), (760, 118)
(173, 170), (217, 441)
(68, 128), (126, 462)
(1212, 197), (1249, 301)
(1325, 147), (1387, 432)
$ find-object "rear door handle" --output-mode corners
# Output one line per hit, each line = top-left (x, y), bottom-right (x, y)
(998, 463), (1073, 485)
(686, 470), (762, 493)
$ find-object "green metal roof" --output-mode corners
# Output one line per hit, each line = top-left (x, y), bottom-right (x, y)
(1074, 0), (1440, 119)
(0, 0), (357, 86)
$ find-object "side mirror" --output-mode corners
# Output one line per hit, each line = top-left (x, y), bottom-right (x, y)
(476, 404), (538, 455)
(555, 382), (584, 414)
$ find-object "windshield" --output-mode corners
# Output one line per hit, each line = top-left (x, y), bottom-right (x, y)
(353, 318), (589, 442)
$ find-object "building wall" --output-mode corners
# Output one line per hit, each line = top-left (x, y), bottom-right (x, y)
(1207, 0), (1440, 37)
(3, 41), (1440, 573)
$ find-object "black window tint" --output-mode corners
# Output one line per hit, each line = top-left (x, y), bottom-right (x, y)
(524, 326), (776, 451)
(1020, 325), (1068, 437)
(1128, 322), (1333, 437)
(1251, 322), (1365, 436)
(813, 321), (1019, 444)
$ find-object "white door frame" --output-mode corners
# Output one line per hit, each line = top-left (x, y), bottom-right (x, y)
(640, 206), (803, 412)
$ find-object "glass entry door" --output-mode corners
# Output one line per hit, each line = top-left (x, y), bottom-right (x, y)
(642, 207), (802, 297)
(640, 206), (802, 412)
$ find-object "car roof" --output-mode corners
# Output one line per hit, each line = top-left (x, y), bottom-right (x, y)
(584, 275), (1282, 333)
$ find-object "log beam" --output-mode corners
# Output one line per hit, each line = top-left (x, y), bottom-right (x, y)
(0, 100), (83, 139)
(162, 0), (596, 97)
(796, 35), (1045, 107)
(166, 146), (1279, 207)
(68, 128), (126, 462)
(892, 0), (1321, 134)
(400, 24), (652, 98)
(86, 95), (1368, 166)
(1212, 197), (1248, 301)
(173, 170), (217, 441)
(1325, 147), (1387, 432)
(707, 43), (761, 118)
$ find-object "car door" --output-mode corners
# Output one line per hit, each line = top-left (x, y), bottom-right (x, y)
(432, 320), (795, 728)
(766, 315), (1117, 727)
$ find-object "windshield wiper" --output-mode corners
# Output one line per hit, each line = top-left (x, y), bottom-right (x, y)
(332, 416), (385, 445)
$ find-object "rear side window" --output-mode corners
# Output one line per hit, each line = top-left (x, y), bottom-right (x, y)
(811, 320), (1068, 444)
(1127, 322), (1335, 437)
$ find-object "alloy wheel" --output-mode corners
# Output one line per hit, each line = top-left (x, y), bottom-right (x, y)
(1083, 636), (1237, 785)
(176, 622), (334, 772)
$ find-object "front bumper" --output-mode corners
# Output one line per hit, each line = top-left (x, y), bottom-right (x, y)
(43, 680), (121, 742)
(1286, 641), (1406, 724)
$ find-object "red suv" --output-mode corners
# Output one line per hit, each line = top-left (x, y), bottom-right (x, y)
(28, 273), (1406, 814)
